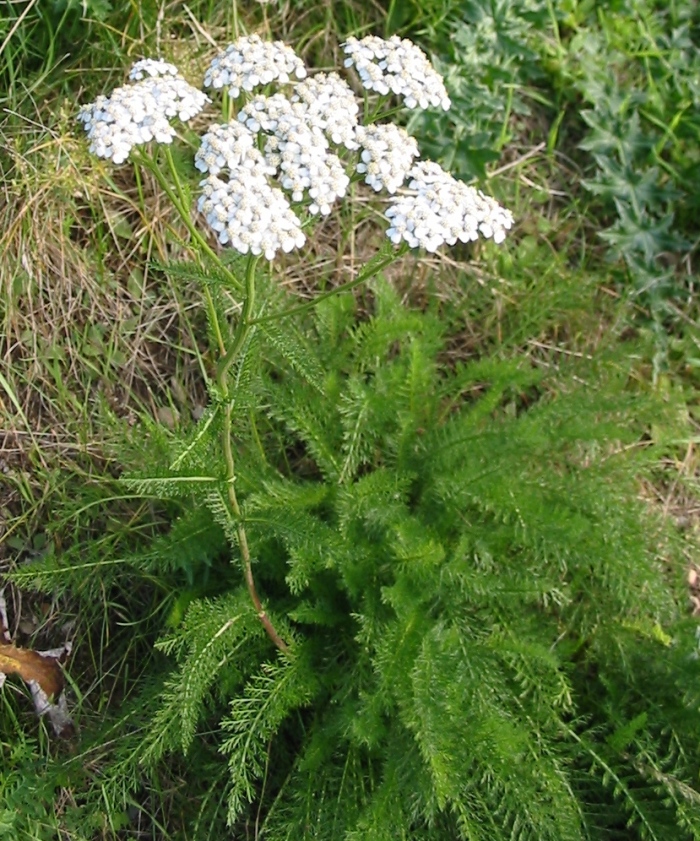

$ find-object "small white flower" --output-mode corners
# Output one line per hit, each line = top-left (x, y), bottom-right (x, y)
(342, 35), (451, 111)
(237, 93), (301, 133)
(78, 76), (210, 163)
(204, 35), (307, 98)
(198, 174), (306, 260)
(355, 124), (419, 194)
(384, 161), (513, 251)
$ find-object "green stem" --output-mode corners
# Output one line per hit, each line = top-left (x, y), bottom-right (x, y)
(248, 244), (407, 327)
(161, 147), (231, 357)
(218, 256), (288, 654)
(231, 0), (239, 38)
(216, 256), (258, 395)
(133, 148), (286, 651)
(135, 147), (236, 355)
(136, 148), (237, 287)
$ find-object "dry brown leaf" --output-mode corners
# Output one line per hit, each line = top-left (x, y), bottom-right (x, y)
(0, 641), (65, 698)
(0, 590), (74, 736)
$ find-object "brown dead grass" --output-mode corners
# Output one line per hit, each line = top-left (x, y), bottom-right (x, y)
(0, 110), (202, 561)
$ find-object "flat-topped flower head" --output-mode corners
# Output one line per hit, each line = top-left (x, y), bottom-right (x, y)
(195, 122), (275, 177)
(263, 123), (349, 216)
(78, 76), (210, 164)
(128, 59), (180, 81)
(240, 76), (359, 150)
(355, 124), (419, 194)
(78, 38), (512, 261)
(198, 174), (305, 260)
(204, 35), (307, 98)
(385, 161), (514, 251)
(238, 94), (350, 216)
(343, 35), (451, 111)
(290, 73), (359, 149)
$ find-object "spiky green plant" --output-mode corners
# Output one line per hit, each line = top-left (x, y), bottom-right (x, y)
(16, 276), (698, 840)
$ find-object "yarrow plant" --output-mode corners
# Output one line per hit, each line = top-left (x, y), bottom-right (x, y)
(77, 33), (513, 649)
(66, 32), (700, 841)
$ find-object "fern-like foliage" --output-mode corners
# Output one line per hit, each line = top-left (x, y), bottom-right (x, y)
(221, 649), (320, 823)
(39, 279), (699, 839)
(143, 589), (265, 761)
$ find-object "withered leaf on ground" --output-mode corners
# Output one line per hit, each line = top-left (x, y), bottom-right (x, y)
(0, 590), (74, 736)
(0, 641), (65, 698)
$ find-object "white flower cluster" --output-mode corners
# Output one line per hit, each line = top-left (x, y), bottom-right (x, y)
(239, 95), (349, 216)
(79, 37), (513, 258)
(238, 75), (359, 150)
(385, 161), (514, 251)
(265, 129), (349, 216)
(203, 34), (307, 97)
(237, 93), (298, 133)
(198, 174), (305, 260)
(194, 122), (269, 176)
(78, 69), (209, 164)
(194, 121), (309, 258)
(290, 73), (359, 149)
(128, 59), (180, 81)
(355, 124), (419, 194)
(343, 35), (451, 111)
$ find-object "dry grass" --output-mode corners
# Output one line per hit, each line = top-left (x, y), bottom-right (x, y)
(0, 121), (202, 549)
